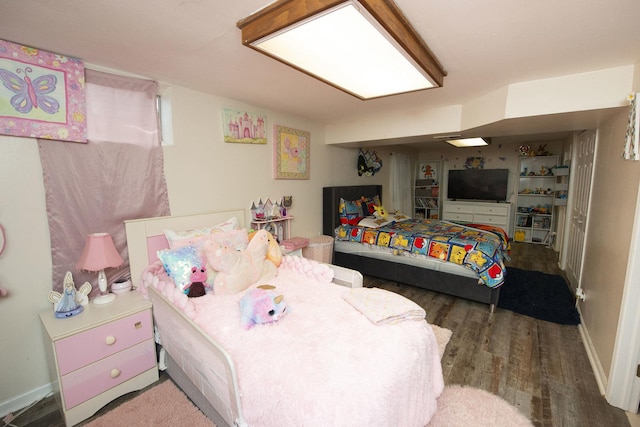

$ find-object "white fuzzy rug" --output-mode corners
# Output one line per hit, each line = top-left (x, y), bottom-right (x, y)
(428, 326), (533, 427)
(428, 385), (534, 427)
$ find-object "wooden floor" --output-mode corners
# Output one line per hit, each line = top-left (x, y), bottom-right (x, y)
(367, 242), (630, 427)
(6, 243), (631, 426)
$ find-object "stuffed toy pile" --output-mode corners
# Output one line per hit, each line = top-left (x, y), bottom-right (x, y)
(203, 229), (281, 295)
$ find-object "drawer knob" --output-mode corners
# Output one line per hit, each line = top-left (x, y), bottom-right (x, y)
(110, 368), (121, 378)
(105, 335), (116, 345)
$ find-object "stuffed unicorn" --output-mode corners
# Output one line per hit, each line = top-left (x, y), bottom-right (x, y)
(239, 285), (288, 330)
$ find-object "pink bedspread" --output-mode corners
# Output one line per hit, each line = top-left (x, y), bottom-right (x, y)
(141, 257), (444, 426)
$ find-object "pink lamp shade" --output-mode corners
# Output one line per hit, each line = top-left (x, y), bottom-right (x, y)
(77, 233), (123, 272)
(77, 233), (123, 304)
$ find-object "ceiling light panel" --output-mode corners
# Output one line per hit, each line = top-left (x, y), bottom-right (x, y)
(238, 0), (446, 100)
(446, 137), (490, 147)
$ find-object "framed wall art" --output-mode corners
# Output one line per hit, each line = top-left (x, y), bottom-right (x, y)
(274, 125), (310, 180)
(222, 108), (267, 144)
(0, 39), (87, 143)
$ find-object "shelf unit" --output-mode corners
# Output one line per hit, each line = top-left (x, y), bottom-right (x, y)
(414, 160), (442, 219)
(514, 155), (560, 244)
(251, 216), (293, 243)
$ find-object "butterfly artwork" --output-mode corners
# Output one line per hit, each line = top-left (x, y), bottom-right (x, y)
(0, 66), (60, 114)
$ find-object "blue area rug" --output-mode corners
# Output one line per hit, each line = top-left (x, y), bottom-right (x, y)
(498, 267), (580, 325)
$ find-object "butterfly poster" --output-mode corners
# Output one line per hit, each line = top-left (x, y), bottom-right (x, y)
(0, 39), (87, 143)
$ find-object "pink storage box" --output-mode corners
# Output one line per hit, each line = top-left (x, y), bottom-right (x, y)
(281, 237), (309, 250)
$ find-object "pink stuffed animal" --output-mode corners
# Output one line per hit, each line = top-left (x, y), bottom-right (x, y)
(203, 229), (277, 295)
(239, 285), (288, 330)
(184, 266), (209, 298)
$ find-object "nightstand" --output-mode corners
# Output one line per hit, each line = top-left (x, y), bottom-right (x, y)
(39, 291), (158, 426)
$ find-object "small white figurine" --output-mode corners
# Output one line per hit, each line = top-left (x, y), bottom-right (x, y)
(48, 271), (91, 318)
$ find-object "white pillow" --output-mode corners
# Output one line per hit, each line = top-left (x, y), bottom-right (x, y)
(164, 217), (240, 248)
(357, 212), (411, 229)
(357, 217), (393, 229)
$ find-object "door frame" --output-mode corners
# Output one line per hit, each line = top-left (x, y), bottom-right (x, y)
(606, 183), (640, 411)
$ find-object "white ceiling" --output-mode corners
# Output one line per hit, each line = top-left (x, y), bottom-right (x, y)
(1, 0), (639, 145)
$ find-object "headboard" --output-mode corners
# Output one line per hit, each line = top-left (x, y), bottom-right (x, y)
(124, 209), (245, 288)
(322, 185), (383, 236)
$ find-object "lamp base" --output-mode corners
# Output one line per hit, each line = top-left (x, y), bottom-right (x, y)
(92, 293), (117, 305)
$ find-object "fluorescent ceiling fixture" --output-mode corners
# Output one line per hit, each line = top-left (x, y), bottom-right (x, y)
(237, 0), (446, 100)
(446, 137), (490, 147)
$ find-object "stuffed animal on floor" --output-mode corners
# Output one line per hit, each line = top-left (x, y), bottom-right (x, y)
(203, 229), (277, 295)
(239, 284), (288, 330)
(185, 266), (209, 298)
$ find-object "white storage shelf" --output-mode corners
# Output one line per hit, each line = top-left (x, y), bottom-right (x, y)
(514, 155), (565, 244)
(414, 160), (442, 220)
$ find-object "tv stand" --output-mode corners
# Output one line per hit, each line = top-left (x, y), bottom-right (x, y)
(442, 200), (511, 237)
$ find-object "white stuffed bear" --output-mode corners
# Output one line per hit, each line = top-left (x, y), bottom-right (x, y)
(203, 229), (277, 295)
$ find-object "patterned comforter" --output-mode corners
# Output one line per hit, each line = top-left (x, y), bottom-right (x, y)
(335, 219), (508, 288)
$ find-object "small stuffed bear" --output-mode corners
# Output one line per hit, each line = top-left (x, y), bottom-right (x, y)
(185, 266), (208, 298)
(239, 284), (288, 330)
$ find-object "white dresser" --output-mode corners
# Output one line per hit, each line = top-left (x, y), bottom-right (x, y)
(442, 201), (511, 235)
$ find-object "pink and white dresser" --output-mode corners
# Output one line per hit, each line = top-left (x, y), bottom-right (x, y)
(39, 291), (158, 426)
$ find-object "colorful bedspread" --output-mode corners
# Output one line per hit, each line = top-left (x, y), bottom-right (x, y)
(335, 219), (508, 288)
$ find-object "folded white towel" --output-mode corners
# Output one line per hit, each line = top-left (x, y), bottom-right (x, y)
(342, 287), (426, 325)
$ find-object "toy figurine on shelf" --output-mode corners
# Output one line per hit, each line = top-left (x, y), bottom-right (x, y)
(48, 271), (92, 319)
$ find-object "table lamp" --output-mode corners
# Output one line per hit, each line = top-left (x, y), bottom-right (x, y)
(77, 232), (123, 304)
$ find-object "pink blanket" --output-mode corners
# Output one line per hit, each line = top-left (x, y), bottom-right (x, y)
(141, 257), (444, 426)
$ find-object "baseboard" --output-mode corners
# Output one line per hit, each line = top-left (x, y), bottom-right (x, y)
(0, 382), (53, 419)
(577, 304), (608, 396)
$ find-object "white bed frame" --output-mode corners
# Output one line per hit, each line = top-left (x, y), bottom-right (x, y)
(124, 210), (363, 427)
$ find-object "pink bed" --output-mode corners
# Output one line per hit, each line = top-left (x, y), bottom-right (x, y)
(126, 210), (444, 426)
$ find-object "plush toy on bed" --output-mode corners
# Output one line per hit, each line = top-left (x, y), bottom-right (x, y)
(184, 266), (209, 298)
(203, 229), (278, 295)
(373, 205), (388, 219)
(239, 284), (288, 330)
(249, 229), (282, 268)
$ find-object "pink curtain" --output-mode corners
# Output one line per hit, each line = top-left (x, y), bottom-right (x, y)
(39, 70), (170, 295)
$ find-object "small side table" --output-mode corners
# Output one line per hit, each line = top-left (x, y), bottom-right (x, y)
(39, 291), (158, 426)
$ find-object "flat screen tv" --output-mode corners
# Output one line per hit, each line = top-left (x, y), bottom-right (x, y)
(447, 169), (509, 202)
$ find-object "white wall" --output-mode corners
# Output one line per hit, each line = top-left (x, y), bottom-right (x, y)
(580, 109), (640, 379)
(0, 84), (373, 415)
(0, 137), (56, 411)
